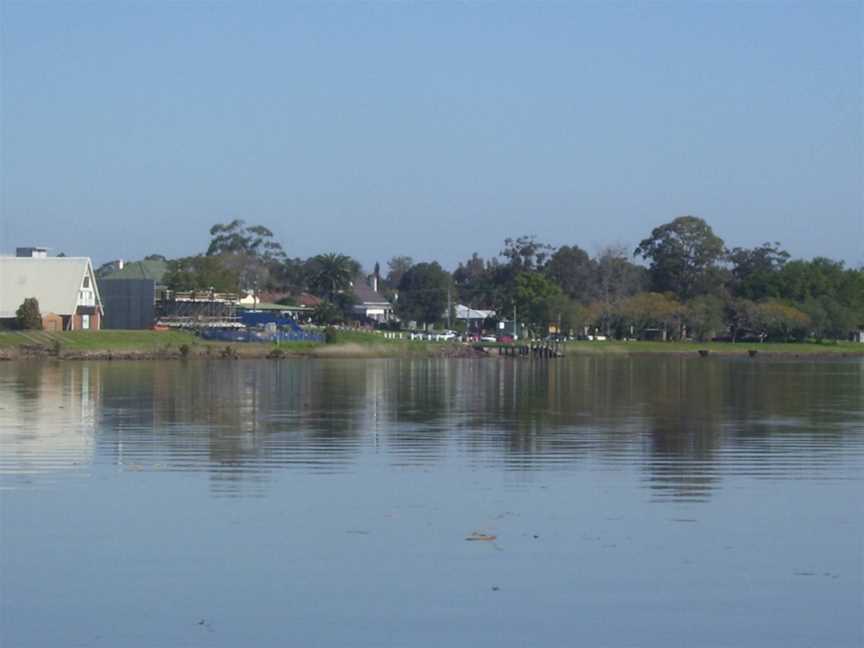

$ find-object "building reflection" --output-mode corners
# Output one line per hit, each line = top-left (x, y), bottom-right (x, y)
(0, 362), (101, 483)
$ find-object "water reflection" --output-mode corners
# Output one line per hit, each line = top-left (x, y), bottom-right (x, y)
(0, 362), (101, 485)
(1, 357), (861, 499)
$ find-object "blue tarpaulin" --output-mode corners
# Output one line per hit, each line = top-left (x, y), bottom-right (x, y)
(239, 311), (304, 332)
(199, 328), (324, 343)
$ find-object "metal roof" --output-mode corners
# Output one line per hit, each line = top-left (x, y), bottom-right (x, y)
(454, 304), (496, 319)
(100, 259), (168, 283)
(351, 277), (390, 306)
(0, 257), (101, 318)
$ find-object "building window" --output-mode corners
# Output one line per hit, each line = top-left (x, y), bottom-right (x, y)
(82, 314), (90, 330)
(83, 276), (90, 288)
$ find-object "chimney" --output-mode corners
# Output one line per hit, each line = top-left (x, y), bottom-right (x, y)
(371, 274), (378, 293)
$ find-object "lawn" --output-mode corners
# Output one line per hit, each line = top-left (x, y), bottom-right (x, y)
(563, 339), (863, 356)
(1, 329), (860, 358)
(0, 329), (200, 350)
(0, 329), (319, 355)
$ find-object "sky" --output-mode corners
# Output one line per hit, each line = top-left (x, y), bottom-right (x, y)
(1, 1), (862, 271)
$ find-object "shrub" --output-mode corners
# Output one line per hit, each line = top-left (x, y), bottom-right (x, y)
(16, 298), (42, 330)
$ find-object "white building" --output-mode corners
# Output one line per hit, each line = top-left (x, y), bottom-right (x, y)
(0, 254), (104, 330)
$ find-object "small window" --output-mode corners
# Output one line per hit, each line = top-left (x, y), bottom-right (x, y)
(83, 276), (90, 288)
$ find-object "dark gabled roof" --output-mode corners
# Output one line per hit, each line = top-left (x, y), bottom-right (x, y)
(352, 277), (390, 306)
(101, 259), (168, 284)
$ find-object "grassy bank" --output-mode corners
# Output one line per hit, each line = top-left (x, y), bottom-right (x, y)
(0, 329), (200, 350)
(0, 329), (311, 358)
(1, 329), (861, 360)
(0, 329), (460, 360)
(562, 339), (864, 357)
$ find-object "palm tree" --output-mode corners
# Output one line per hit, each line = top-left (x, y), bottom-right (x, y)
(308, 253), (358, 300)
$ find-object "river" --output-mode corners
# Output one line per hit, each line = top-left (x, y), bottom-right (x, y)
(1, 356), (862, 647)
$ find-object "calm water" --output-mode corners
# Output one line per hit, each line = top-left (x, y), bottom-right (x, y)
(1, 357), (862, 647)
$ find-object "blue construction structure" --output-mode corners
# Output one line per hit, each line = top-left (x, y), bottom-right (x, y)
(200, 328), (323, 343)
(239, 310), (304, 332)
(200, 311), (323, 343)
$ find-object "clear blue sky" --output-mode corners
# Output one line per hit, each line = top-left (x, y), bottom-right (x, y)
(1, 1), (861, 270)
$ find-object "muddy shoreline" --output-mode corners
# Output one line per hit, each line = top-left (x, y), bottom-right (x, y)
(0, 343), (493, 361)
(2, 344), (860, 362)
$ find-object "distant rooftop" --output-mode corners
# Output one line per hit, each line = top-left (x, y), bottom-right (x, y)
(352, 275), (389, 306)
(101, 259), (169, 284)
(16, 246), (49, 258)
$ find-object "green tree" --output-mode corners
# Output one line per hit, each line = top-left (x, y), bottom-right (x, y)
(206, 220), (284, 259)
(686, 295), (727, 341)
(775, 258), (864, 339)
(617, 292), (684, 340)
(635, 215), (726, 299)
(453, 253), (500, 308)
(557, 298), (593, 336)
(396, 262), (452, 326)
(500, 235), (553, 272)
(385, 256), (414, 292)
(512, 272), (564, 334)
(749, 301), (811, 342)
(312, 300), (343, 325)
(725, 298), (758, 342)
(205, 220), (286, 292)
(307, 253), (361, 300)
(546, 245), (593, 302)
(728, 242), (789, 300)
(275, 257), (310, 294)
(164, 255), (239, 292)
(16, 298), (43, 330)
(590, 245), (649, 335)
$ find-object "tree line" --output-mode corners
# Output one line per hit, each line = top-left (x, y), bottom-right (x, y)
(154, 216), (863, 341)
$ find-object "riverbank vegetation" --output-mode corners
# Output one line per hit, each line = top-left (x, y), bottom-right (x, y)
(136, 215), (863, 344)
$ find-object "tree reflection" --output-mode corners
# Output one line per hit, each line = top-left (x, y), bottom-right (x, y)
(4, 356), (860, 500)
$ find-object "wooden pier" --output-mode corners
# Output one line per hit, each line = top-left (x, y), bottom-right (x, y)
(497, 342), (564, 359)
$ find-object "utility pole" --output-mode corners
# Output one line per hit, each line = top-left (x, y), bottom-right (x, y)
(447, 289), (452, 329)
(513, 304), (517, 340)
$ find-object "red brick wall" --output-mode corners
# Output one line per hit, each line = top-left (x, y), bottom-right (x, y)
(70, 311), (102, 331)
